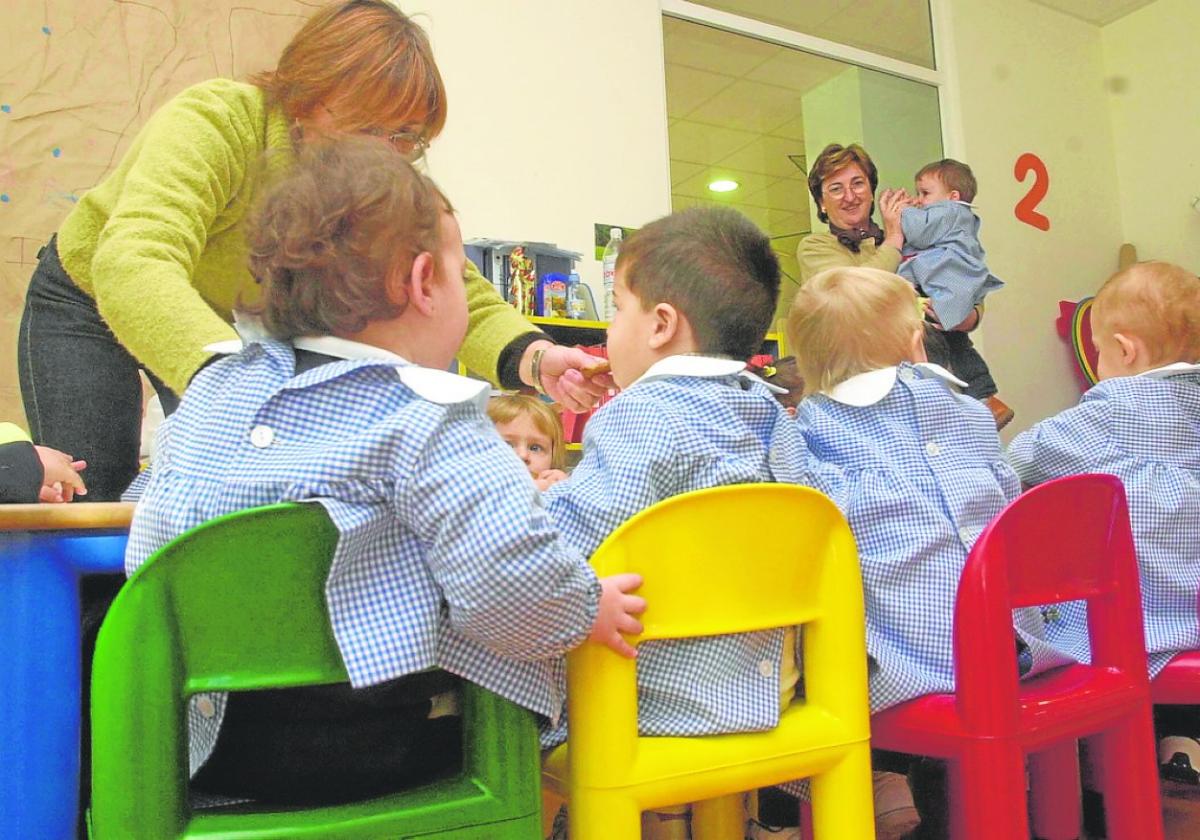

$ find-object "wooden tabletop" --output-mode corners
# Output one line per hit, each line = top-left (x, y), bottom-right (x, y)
(0, 502), (135, 531)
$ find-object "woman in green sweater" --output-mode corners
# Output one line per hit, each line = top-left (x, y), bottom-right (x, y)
(18, 0), (606, 501)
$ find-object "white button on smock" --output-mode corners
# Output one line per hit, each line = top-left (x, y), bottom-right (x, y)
(196, 696), (216, 719)
(925, 441), (940, 457)
(250, 425), (275, 448)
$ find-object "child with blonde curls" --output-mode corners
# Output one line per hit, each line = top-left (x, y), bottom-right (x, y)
(125, 137), (644, 806)
(487, 394), (568, 490)
(774, 266), (1073, 839)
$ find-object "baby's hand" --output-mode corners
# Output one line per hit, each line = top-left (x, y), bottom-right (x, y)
(589, 573), (646, 658)
(534, 469), (568, 491)
(35, 446), (87, 503)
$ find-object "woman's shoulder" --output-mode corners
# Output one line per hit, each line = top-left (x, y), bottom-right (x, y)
(152, 79), (268, 133)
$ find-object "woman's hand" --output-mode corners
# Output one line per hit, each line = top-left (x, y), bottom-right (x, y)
(521, 340), (615, 412)
(878, 188), (911, 251)
(35, 446), (87, 503)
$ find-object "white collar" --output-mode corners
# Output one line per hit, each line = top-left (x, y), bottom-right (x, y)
(629, 354), (747, 389)
(822, 363), (966, 407)
(1137, 361), (1200, 380)
(203, 331), (489, 409)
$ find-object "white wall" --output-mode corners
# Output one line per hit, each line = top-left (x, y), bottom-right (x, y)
(1101, 0), (1200, 272)
(405, 0), (673, 301)
(943, 0), (1126, 437)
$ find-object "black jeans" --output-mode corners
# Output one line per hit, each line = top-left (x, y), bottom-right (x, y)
(923, 328), (997, 400)
(192, 674), (464, 806)
(18, 235), (178, 503)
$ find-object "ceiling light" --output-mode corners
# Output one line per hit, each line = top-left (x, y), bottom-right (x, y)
(708, 179), (739, 193)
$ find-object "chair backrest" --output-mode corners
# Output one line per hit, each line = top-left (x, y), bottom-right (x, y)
(90, 502), (343, 835)
(952, 474), (1147, 729)
(565, 483), (865, 768)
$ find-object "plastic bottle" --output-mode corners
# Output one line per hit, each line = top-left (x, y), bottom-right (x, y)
(601, 227), (622, 321)
(566, 271), (585, 319)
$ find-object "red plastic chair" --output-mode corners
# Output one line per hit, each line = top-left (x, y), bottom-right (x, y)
(870, 474), (1164, 840)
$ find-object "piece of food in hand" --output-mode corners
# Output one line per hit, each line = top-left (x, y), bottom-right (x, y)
(581, 359), (611, 378)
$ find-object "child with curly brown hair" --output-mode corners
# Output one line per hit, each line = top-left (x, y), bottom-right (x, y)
(124, 136), (644, 806)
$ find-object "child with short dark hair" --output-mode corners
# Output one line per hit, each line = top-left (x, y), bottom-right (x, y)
(541, 206), (799, 839)
(899, 158), (1012, 428)
(125, 137), (644, 805)
(1007, 261), (1200, 777)
(486, 394), (568, 490)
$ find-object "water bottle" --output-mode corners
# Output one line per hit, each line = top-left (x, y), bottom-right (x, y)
(601, 227), (622, 320)
(566, 270), (585, 319)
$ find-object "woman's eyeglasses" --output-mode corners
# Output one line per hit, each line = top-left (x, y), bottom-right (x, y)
(364, 126), (429, 161)
(823, 178), (869, 200)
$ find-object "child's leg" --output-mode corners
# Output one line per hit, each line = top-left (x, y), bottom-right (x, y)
(941, 332), (997, 400)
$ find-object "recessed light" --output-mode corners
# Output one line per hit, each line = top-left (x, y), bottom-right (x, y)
(708, 179), (739, 193)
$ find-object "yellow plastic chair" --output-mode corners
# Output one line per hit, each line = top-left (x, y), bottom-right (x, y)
(542, 483), (874, 840)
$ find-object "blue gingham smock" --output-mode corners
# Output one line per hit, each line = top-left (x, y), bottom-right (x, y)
(898, 201), (1004, 330)
(774, 363), (1073, 713)
(126, 334), (600, 774)
(541, 355), (804, 747)
(1007, 363), (1200, 678)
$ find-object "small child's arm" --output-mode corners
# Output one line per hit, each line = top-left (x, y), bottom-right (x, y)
(403, 415), (605, 660)
(1005, 394), (1113, 487)
(900, 203), (962, 251)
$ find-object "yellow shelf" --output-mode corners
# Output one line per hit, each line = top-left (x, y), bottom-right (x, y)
(528, 315), (609, 330)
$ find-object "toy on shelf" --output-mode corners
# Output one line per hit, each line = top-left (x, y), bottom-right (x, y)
(508, 247), (537, 317)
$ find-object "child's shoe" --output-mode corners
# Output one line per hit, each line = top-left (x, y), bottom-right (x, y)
(874, 770), (921, 840)
(641, 806), (690, 840)
(746, 819), (803, 839)
(1159, 735), (1200, 785)
(985, 395), (1015, 430)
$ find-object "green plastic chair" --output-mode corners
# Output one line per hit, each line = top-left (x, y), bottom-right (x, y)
(90, 502), (542, 839)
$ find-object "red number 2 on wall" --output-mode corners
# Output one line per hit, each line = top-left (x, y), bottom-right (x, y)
(1014, 152), (1050, 231)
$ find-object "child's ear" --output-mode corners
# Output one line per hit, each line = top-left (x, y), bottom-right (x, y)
(909, 327), (928, 363)
(647, 302), (681, 350)
(1113, 332), (1140, 367)
(401, 252), (438, 316)
(948, 189), (961, 202)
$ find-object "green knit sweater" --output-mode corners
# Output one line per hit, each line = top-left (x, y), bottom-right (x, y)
(57, 78), (538, 394)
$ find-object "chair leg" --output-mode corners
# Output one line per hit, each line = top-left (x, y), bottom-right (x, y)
(948, 743), (1029, 840)
(1091, 708), (1165, 840)
(809, 743), (876, 839)
(692, 794), (744, 840)
(1029, 739), (1081, 840)
(569, 789), (642, 840)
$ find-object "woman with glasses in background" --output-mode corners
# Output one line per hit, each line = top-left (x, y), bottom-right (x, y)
(18, 0), (610, 502)
(797, 142), (914, 285)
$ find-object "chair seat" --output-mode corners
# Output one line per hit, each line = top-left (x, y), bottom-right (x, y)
(544, 701), (867, 809)
(873, 664), (1149, 757)
(1151, 651), (1200, 704)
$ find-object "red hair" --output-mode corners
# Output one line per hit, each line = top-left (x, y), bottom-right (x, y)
(252, 1), (447, 141)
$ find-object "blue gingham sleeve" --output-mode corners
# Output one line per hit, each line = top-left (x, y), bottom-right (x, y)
(1006, 391), (1115, 486)
(900, 203), (961, 250)
(544, 394), (685, 559)
(399, 405), (600, 660)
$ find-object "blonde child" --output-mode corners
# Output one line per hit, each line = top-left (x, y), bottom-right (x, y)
(778, 266), (1073, 838)
(898, 159), (1012, 428)
(540, 207), (799, 839)
(1006, 261), (1200, 777)
(125, 137), (644, 806)
(487, 394), (568, 490)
